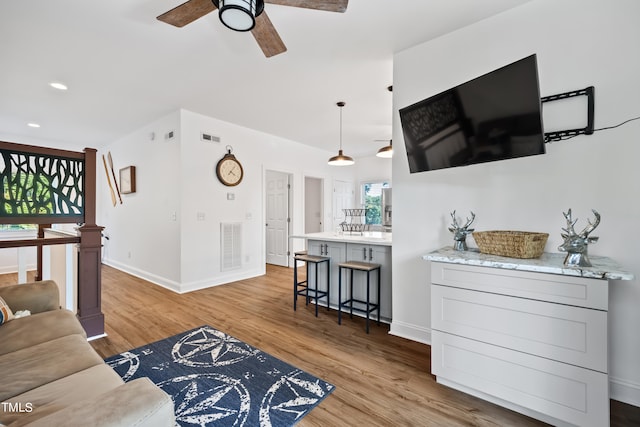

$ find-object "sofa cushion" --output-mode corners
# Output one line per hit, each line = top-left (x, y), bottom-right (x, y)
(0, 281), (60, 314)
(0, 296), (13, 325)
(17, 378), (175, 427)
(0, 334), (103, 401)
(0, 364), (124, 426)
(0, 309), (86, 357)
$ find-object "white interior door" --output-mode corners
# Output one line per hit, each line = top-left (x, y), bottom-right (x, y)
(333, 179), (354, 229)
(265, 170), (290, 266)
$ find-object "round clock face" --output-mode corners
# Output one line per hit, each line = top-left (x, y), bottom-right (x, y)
(216, 155), (243, 186)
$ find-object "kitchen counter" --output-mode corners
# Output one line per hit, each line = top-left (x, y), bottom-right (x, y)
(290, 231), (392, 246)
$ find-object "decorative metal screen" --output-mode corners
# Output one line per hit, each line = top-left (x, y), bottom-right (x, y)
(1, 148), (84, 218)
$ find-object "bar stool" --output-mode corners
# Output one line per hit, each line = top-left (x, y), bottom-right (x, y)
(293, 252), (330, 317)
(338, 261), (381, 333)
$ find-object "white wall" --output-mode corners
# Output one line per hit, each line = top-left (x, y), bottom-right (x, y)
(99, 111), (182, 286)
(355, 154), (392, 185)
(391, 0), (640, 406)
(100, 108), (361, 292)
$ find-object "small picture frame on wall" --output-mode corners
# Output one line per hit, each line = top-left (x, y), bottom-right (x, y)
(119, 166), (136, 194)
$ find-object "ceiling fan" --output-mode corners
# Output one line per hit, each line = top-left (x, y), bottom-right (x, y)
(157, 0), (349, 58)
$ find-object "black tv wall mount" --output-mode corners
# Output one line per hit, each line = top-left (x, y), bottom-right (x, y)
(541, 86), (594, 143)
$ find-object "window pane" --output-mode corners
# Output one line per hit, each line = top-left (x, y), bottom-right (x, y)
(363, 182), (389, 225)
(0, 224), (37, 231)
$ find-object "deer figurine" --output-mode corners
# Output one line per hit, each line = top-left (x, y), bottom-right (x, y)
(558, 208), (600, 267)
(448, 210), (476, 251)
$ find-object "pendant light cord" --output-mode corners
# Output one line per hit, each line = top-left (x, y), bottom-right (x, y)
(339, 105), (343, 150)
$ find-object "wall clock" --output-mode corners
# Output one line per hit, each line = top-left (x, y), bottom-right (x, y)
(119, 166), (136, 194)
(216, 147), (243, 187)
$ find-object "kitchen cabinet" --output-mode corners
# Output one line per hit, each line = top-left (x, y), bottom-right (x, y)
(308, 240), (346, 309)
(294, 232), (392, 322)
(345, 243), (392, 320)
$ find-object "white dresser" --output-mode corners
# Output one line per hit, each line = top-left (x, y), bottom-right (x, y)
(423, 247), (634, 427)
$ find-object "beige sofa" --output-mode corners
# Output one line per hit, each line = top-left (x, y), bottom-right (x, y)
(0, 280), (175, 427)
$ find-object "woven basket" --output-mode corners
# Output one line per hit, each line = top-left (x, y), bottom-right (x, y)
(472, 230), (549, 259)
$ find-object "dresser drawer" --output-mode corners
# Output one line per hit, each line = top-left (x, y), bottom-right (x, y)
(431, 262), (608, 310)
(432, 331), (609, 427)
(432, 284), (607, 372)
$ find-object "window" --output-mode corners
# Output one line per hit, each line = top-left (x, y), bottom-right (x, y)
(0, 224), (36, 231)
(361, 181), (390, 225)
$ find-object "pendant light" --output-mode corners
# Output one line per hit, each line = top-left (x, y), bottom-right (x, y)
(328, 101), (354, 166)
(213, 0), (264, 32)
(376, 85), (394, 158)
(376, 139), (393, 158)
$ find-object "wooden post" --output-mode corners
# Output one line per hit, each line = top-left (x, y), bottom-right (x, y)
(35, 224), (51, 281)
(76, 148), (105, 337)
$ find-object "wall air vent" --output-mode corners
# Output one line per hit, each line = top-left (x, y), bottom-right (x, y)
(201, 132), (221, 143)
(221, 222), (242, 271)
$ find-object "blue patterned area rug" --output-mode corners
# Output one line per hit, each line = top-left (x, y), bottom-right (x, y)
(105, 325), (335, 427)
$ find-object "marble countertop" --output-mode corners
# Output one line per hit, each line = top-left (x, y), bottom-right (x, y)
(423, 246), (634, 280)
(290, 231), (392, 246)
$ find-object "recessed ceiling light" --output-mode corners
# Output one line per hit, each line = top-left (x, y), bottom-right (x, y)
(50, 82), (68, 90)
(27, 123), (41, 128)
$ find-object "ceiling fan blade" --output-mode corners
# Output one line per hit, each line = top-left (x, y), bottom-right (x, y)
(264, 0), (348, 13)
(251, 12), (287, 58)
(157, 0), (217, 27)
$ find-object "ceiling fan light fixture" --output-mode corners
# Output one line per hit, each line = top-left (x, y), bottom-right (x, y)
(376, 140), (393, 158)
(215, 0), (264, 32)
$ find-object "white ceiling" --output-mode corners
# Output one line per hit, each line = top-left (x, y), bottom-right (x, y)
(0, 0), (533, 157)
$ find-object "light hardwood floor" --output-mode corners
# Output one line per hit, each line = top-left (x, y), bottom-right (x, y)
(3, 266), (639, 425)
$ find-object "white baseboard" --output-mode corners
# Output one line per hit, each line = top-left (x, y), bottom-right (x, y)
(87, 333), (107, 341)
(102, 259), (265, 294)
(103, 259), (182, 293)
(389, 320), (431, 344)
(178, 268), (265, 293)
(610, 375), (640, 407)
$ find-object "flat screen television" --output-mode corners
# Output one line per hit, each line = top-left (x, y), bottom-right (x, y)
(399, 54), (545, 173)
